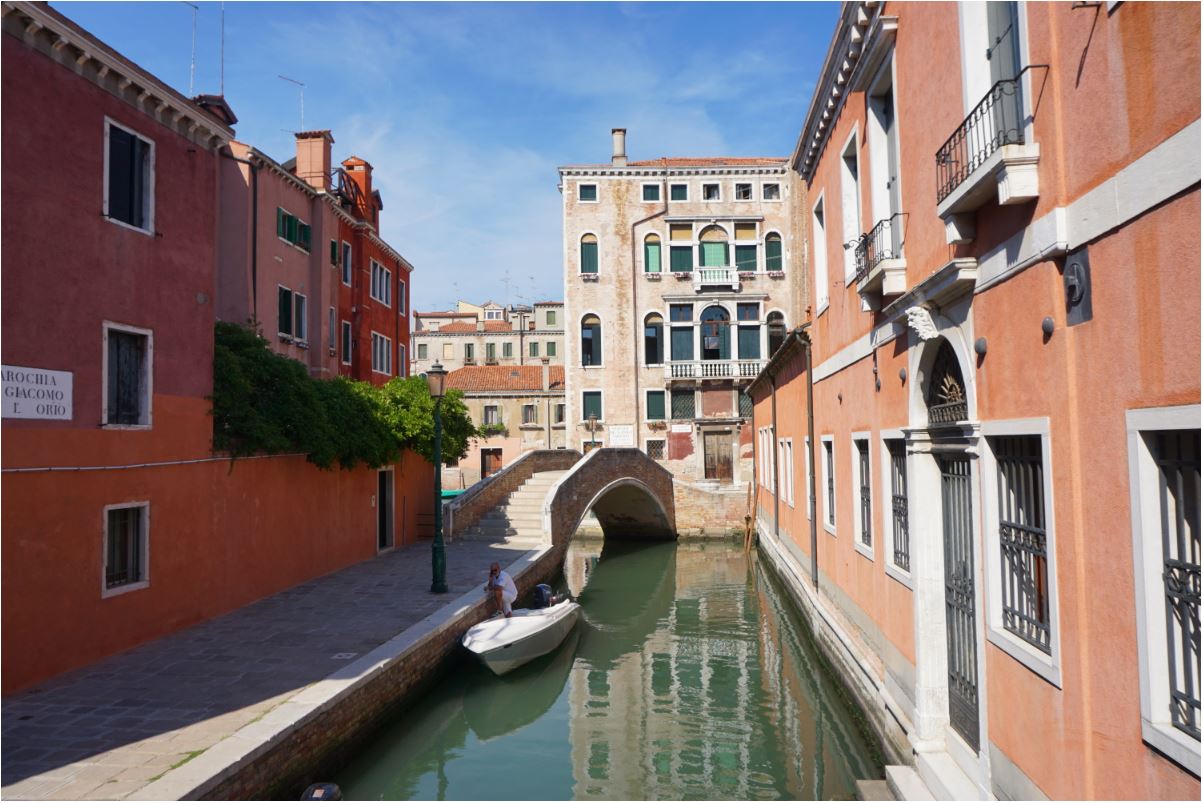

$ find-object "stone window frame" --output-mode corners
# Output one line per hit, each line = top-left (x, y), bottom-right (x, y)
(101, 320), (154, 430)
(641, 182), (661, 203)
(879, 428), (913, 589)
(821, 434), (836, 535)
(577, 182), (599, 203)
(102, 116), (155, 236)
(669, 183), (689, 202)
(761, 181), (783, 202)
(850, 431), (874, 561)
(734, 182), (754, 201)
(644, 437), (667, 461)
(644, 388), (666, 422)
(701, 182), (722, 202)
(580, 390), (604, 424)
(101, 501), (150, 598)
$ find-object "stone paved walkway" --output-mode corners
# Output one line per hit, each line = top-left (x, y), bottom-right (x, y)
(1, 538), (534, 800)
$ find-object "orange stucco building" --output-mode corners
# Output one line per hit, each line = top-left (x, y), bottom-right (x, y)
(750, 1), (1199, 798)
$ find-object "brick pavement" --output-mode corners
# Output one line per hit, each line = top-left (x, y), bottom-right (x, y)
(0, 538), (532, 801)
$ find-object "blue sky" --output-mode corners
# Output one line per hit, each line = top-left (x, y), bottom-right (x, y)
(58, 1), (838, 312)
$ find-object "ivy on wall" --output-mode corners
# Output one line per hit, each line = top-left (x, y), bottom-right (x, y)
(211, 322), (476, 469)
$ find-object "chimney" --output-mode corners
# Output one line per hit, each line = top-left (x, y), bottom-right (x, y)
(476, 320), (485, 332)
(611, 128), (627, 167)
(341, 156), (374, 220)
(541, 357), (550, 392)
(295, 130), (334, 191)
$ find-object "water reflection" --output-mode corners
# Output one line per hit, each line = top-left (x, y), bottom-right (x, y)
(337, 537), (881, 801)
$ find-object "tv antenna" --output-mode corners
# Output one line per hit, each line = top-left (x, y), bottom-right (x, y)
(278, 75), (305, 130)
(181, 1), (197, 96)
(220, 2), (225, 94)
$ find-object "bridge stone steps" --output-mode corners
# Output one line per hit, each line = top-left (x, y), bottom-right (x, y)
(453, 470), (566, 544)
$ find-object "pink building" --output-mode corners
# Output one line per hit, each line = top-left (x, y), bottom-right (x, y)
(750, 1), (1199, 798)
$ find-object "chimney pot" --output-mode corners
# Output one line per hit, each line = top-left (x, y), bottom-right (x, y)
(541, 358), (550, 392)
(611, 128), (627, 167)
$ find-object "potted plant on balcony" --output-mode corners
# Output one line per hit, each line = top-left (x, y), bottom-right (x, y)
(647, 420), (667, 431)
(478, 422), (508, 438)
(644, 272), (662, 281)
(737, 271), (756, 280)
(673, 271), (692, 281)
(767, 270), (786, 279)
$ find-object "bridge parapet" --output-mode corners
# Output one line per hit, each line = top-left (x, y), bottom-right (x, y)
(445, 449), (582, 540)
(543, 448), (676, 545)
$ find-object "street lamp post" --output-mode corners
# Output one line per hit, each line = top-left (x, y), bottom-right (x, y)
(588, 413), (597, 451)
(426, 362), (449, 593)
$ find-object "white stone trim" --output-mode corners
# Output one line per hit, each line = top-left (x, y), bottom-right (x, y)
(821, 434), (837, 535)
(879, 428), (913, 589)
(851, 431), (874, 560)
(100, 500), (150, 598)
(100, 320), (153, 430)
(102, 116), (155, 236)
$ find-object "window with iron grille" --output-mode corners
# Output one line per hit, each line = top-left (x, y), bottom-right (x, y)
(104, 504), (147, 592)
(887, 440), (910, 571)
(738, 392), (754, 418)
(992, 435), (1051, 654)
(105, 327), (150, 427)
(856, 440), (871, 548)
(671, 389), (695, 420)
(646, 439), (666, 460)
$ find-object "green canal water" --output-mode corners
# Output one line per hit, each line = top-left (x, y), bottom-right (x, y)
(337, 538), (883, 800)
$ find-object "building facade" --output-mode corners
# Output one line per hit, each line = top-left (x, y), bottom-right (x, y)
(559, 130), (805, 487)
(412, 299), (565, 376)
(750, 1), (1200, 799)
(443, 363), (566, 488)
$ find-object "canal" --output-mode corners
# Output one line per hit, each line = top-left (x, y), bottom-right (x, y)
(337, 537), (884, 800)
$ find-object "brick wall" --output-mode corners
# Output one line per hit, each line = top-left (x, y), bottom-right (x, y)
(445, 449), (581, 538)
(673, 480), (753, 537)
(547, 448), (676, 543)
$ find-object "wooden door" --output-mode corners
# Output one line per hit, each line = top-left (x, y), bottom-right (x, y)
(704, 431), (733, 481)
(481, 449), (503, 479)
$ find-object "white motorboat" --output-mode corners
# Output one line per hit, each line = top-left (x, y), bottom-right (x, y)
(461, 599), (581, 676)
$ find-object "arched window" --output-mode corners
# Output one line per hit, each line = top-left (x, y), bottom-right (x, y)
(697, 225), (729, 268)
(925, 338), (968, 426)
(644, 313), (664, 365)
(581, 314), (602, 366)
(643, 234), (662, 273)
(700, 305), (731, 361)
(580, 234), (599, 275)
(767, 311), (787, 356)
(765, 232), (783, 272)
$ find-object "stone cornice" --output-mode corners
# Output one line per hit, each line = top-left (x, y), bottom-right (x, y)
(558, 165), (787, 178)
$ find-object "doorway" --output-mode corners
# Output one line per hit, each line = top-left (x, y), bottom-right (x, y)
(941, 455), (979, 752)
(703, 430), (733, 482)
(377, 468), (394, 551)
(481, 448), (504, 479)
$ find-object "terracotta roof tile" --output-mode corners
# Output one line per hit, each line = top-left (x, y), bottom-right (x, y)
(446, 365), (565, 393)
(627, 157), (786, 167)
(414, 310), (474, 317)
(533, 300), (564, 306)
(436, 321), (513, 333)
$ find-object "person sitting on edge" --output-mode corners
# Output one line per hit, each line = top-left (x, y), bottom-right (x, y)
(484, 562), (517, 618)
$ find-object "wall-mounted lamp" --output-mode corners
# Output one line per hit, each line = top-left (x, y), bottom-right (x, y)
(899, 367), (908, 383)
(1042, 317), (1055, 336)
(974, 337), (988, 356)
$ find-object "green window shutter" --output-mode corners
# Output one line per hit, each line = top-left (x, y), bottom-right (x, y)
(277, 287), (292, 335)
(735, 245), (757, 271)
(647, 391), (665, 421)
(298, 223), (311, 251)
(418, 343), (427, 359)
(738, 326), (761, 359)
(579, 184), (598, 202)
(276, 208), (286, 238)
(486, 342), (496, 360)
(547, 311), (556, 326)
(581, 242), (598, 274)
(286, 214), (298, 244)
(547, 341), (557, 357)
(583, 392), (602, 420)
(670, 184), (688, 201)
(644, 241), (662, 273)
(530, 341), (539, 357)
(503, 342), (512, 358)
(699, 241), (728, 267)
(330, 239), (338, 264)
(670, 246), (692, 273)
(670, 327), (694, 361)
(642, 184), (659, 202)
(766, 238), (783, 271)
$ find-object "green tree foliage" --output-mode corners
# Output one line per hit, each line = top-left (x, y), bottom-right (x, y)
(211, 323), (474, 468)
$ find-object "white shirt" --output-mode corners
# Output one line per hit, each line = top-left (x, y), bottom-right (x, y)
(491, 570), (517, 599)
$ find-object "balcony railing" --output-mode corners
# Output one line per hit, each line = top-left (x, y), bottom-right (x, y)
(664, 359), (766, 380)
(935, 67), (1044, 203)
(854, 215), (903, 284)
(692, 267), (741, 292)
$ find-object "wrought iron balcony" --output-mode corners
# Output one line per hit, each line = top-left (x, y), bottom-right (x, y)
(691, 267), (741, 293)
(854, 215), (906, 304)
(664, 359), (766, 381)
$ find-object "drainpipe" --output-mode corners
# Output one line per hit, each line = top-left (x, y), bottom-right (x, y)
(629, 156), (670, 445)
(802, 323), (818, 589)
(221, 149), (258, 317)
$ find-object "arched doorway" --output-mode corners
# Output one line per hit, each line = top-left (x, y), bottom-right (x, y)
(700, 305), (731, 361)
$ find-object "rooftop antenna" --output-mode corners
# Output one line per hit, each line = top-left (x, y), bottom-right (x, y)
(181, 1), (198, 96)
(220, 1), (225, 94)
(278, 74), (305, 130)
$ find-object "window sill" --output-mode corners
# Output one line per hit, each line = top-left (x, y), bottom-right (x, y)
(519, 423), (542, 431)
(644, 273), (663, 281)
(580, 364), (605, 370)
(767, 271), (786, 279)
(104, 215), (155, 237)
(102, 579), (149, 599)
(853, 540), (875, 561)
(102, 423), (152, 431)
(1141, 720), (1201, 773)
(824, 521), (837, 536)
(580, 274), (599, 282)
(884, 561), (914, 590)
(987, 625), (1061, 688)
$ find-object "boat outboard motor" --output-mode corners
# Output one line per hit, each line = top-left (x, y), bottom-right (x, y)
(533, 583), (554, 609)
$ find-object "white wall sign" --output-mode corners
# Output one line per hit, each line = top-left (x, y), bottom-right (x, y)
(608, 424), (633, 447)
(2, 365), (73, 420)
(671, 423), (692, 433)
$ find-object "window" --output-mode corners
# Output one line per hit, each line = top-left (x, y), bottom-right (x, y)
(104, 119), (153, 232)
(275, 208), (311, 251)
(546, 310), (557, 326)
(854, 438), (872, 554)
(735, 182), (753, 201)
(697, 225), (729, 268)
(530, 341), (540, 358)
(644, 234), (662, 273)
(370, 260), (392, 306)
(702, 183), (720, 201)
(765, 233), (783, 273)
(670, 388), (695, 420)
(342, 242), (352, 285)
(580, 234), (599, 274)
(581, 315), (602, 366)
(699, 305), (730, 361)
(328, 307), (335, 351)
(442, 343), (454, 360)
(341, 321), (352, 364)
(578, 183), (598, 202)
(738, 391), (753, 418)
(485, 309), (503, 320)
(669, 183), (688, 201)
(464, 343), (475, 362)
(642, 184), (661, 202)
(104, 324), (151, 427)
(486, 342), (497, 362)
(418, 343), (428, 360)
(763, 183), (781, 201)
(841, 133), (862, 282)
(103, 503), (148, 594)
(737, 304), (760, 360)
(822, 437), (836, 532)
(398, 279), (407, 314)
(812, 197), (829, 311)
(484, 405), (501, 425)
(502, 342), (513, 359)
(886, 439), (909, 572)
(767, 311), (787, 356)
(670, 304), (693, 322)
(735, 243), (757, 272)
(371, 332), (392, 375)
(293, 293), (308, 342)
(644, 313), (664, 365)
(779, 439), (795, 506)
(669, 224), (693, 273)
(647, 390), (666, 421)
(522, 404), (537, 425)
(554, 403), (565, 424)
(582, 391), (602, 421)
(330, 239), (338, 266)
(547, 341), (557, 357)
(1127, 410), (1200, 769)
(277, 286), (294, 336)
(804, 438), (813, 520)
(646, 439), (666, 460)
(398, 344), (406, 377)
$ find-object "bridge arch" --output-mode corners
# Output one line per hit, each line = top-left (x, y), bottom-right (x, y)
(542, 448), (676, 546)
